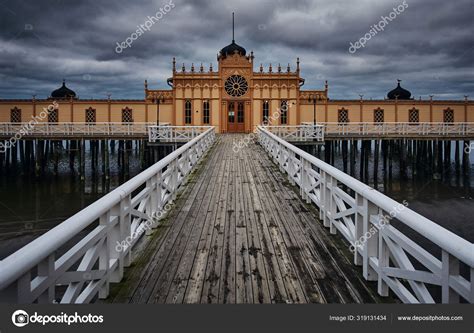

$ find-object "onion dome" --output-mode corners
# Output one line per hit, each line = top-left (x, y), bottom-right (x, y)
(387, 80), (412, 100)
(219, 40), (246, 59)
(50, 79), (76, 99)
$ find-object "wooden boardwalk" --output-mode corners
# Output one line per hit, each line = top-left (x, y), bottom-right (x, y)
(108, 134), (381, 303)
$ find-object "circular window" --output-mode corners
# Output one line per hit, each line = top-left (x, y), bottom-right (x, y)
(225, 75), (248, 97)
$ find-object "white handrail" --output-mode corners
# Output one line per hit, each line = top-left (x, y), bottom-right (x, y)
(0, 122), (170, 137)
(306, 122), (474, 137)
(257, 125), (473, 303)
(148, 126), (213, 143)
(262, 125), (325, 142)
(0, 127), (216, 303)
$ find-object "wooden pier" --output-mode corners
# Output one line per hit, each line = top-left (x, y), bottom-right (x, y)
(108, 134), (379, 303)
(1, 126), (472, 305)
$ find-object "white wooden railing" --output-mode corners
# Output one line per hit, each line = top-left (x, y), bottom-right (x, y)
(148, 126), (214, 143)
(257, 125), (473, 304)
(263, 124), (325, 142)
(0, 127), (216, 303)
(305, 122), (474, 138)
(0, 122), (169, 137)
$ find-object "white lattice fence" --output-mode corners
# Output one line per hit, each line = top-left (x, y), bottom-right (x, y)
(257, 125), (473, 304)
(0, 127), (216, 304)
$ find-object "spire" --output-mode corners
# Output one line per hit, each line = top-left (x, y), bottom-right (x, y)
(232, 12), (235, 42)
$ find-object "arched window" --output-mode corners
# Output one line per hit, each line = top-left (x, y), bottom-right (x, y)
(408, 108), (419, 124)
(85, 107), (96, 123)
(185, 100), (192, 124)
(203, 100), (210, 124)
(280, 100), (288, 125)
(338, 108), (349, 123)
(374, 108), (384, 123)
(443, 108), (454, 123)
(10, 107), (21, 123)
(122, 107), (133, 123)
(262, 100), (269, 124)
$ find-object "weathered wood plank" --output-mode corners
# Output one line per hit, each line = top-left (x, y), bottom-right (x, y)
(109, 134), (381, 304)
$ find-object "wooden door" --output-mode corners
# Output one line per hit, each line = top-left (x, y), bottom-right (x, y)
(227, 101), (245, 133)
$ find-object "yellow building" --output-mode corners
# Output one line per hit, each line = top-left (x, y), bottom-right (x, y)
(1, 40), (472, 132)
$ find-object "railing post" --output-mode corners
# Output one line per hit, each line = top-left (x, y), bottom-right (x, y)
(146, 177), (158, 235)
(37, 254), (55, 303)
(377, 213), (389, 297)
(108, 205), (124, 283)
(321, 171), (330, 228)
(361, 198), (379, 281)
(328, 176), (337, 234)
(98, 212), (111, 299)
(170, 158), (179, 201)
(288, 150), (296, 185)
(354, 193), (364, 266)
(441, 250), (460, 303)
(300, 159), (311, 203)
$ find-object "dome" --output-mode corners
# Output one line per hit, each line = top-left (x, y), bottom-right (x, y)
(387, 80), (412, 100)
(50, 80), (76, 99)
(219, 40), (246, 59)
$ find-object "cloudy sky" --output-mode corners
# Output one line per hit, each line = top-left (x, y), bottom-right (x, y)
(0, 0), (472, 100)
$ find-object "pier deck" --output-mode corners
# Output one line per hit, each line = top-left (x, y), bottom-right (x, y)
(108, 134), (380, 303)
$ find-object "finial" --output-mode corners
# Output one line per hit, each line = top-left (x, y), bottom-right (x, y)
(209, 63), (213, 72)
(172, 57), (176, 72)
(182, 63), (185, 72)
(62, 78), (66, 86)
(397, 79), (401, 85)
(464, 95), (469, 101)
(287, 63), (290, 72)
(296, 58), (300, 72)
(269, 63), (272, 72)
(325, 80), (328, 91)
(260, 64), (263, 72)
(191, 63), (195, 72)
(232, 12), (235, 42)
(144, 79), (148, 89)
(278, 63), (281, 72)
(200, 63), (204, 72)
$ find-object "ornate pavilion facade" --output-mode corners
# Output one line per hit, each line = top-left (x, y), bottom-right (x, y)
(0, 38), (472, 133)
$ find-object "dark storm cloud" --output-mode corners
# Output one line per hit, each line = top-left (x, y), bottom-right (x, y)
(0, 0), (472, 100)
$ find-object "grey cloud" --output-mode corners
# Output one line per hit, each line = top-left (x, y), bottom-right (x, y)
(0, 0), (472, 100)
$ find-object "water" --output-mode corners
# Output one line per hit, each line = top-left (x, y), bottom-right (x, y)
(0, 140), (156, 259)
